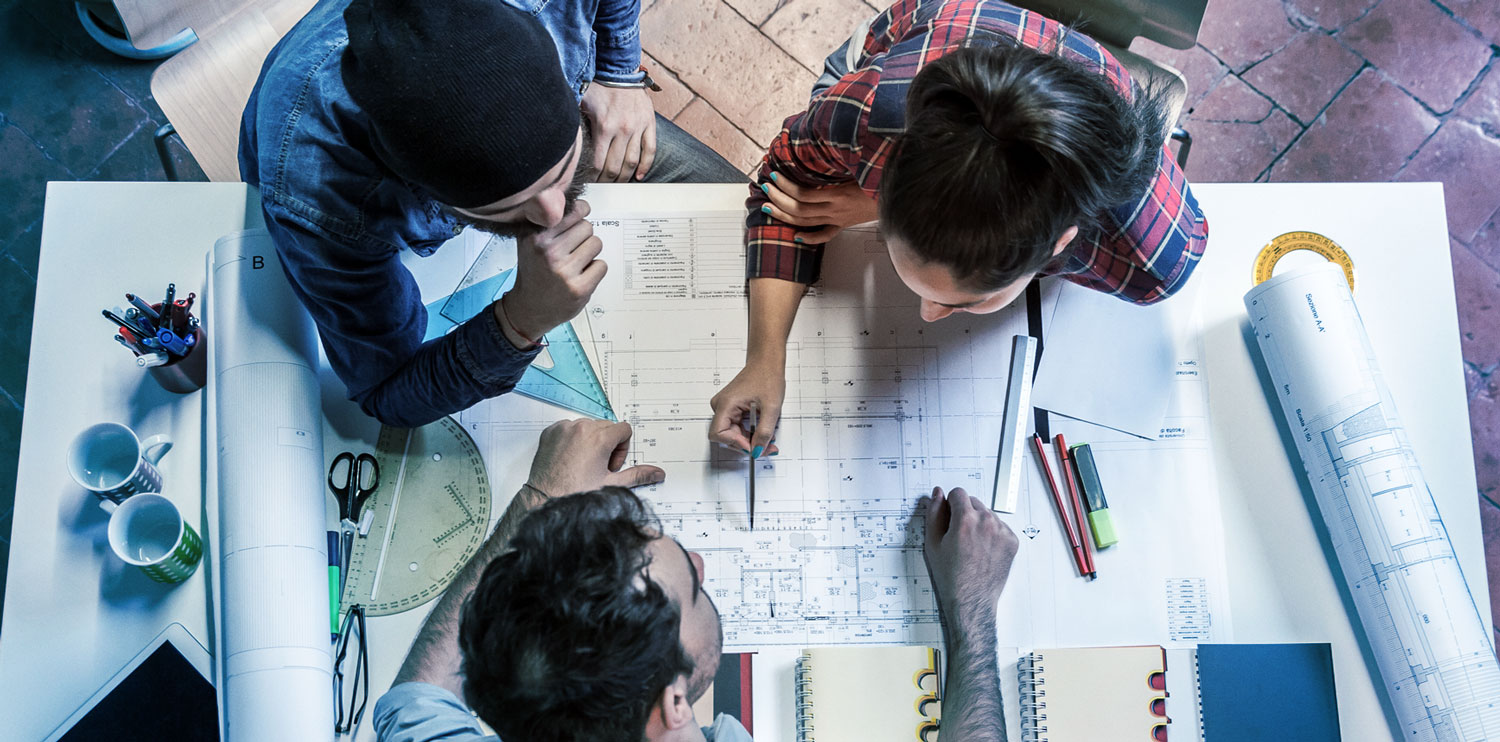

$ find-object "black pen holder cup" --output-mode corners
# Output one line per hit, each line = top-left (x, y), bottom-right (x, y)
(147, 328), (207, 394)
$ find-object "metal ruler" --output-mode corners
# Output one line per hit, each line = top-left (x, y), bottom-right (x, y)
(340, 416), (492, 616)
(992, 334), (1036, 513)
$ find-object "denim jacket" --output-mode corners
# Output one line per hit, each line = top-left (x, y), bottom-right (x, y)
(239, 0), (639, 426)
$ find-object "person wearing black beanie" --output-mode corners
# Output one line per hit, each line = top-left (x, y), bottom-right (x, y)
(238, 0), (741, 428)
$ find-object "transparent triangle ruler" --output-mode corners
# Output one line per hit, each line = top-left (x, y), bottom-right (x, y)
(341, 416), (492, 616)
(427, 235), (616, 420)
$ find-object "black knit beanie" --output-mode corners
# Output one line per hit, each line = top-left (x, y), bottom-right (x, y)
(342, 0), (581, 208)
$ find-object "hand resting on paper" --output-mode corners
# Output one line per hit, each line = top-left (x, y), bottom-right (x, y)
(921, 486), (1018, 742)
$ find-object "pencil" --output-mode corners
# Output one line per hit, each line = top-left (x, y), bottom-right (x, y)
(1032, 433), (1089, 577)
(1055, 434), (1096, 579)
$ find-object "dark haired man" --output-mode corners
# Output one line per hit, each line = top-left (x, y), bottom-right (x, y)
(373, 445), (1018, 740)
(240, 0), (742, 428)
(709, 0), (1209, 453)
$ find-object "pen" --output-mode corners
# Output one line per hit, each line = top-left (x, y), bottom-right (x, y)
(114, 334), (140, 354)
(746, 407), (758, 531)
(179, 293), (196, 333)
(163, 283), (176, 318)
(118, 306), (157, 339)
(1055, 434), (1096, 578)
(1032, 433), (1089, 577)
(124, 293), (160, 324)
(156, 327), (189, 356)
(328, 531), (341, 642)
(102, 308), (138, 333)
(136, 352), (169, 368)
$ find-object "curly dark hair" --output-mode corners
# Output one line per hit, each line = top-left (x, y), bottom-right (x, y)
(458, 487), (694, 742)
(880, 39), (1168, 292)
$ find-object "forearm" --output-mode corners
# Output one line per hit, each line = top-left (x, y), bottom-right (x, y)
(353, 302), (540, 427)
(391, 484), (550, 694)
(263, 209), (540, 427)
(745, 277), (805, 366)
(940, 604), (1006, 742)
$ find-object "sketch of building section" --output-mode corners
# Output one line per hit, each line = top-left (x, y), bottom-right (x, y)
(1246, 264), (1500, 740)
(458, 210), (1234, 650)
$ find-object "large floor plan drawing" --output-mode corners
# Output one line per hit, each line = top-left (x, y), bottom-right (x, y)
(454, 204), (1235, 650)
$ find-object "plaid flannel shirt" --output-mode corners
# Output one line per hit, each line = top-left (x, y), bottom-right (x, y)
(744, 0), (1208, 305)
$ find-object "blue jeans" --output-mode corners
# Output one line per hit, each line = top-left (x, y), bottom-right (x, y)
(811, 14), (874, 98)
(812, 38), (856, 98)
(646, 113), (748, 183)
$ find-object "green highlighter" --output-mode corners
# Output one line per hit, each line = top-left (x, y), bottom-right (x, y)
(1068, 443), (1118, 548)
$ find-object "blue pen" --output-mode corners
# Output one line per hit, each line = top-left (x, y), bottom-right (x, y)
(156, 328), (189, 355)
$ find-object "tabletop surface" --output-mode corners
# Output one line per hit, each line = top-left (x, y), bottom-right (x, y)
(0, 181), (1486, 742)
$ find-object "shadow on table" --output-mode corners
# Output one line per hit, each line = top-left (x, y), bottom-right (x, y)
(64, 487), (178, 609)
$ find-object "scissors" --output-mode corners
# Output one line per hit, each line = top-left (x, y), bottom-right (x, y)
(329, 451), (380, 593)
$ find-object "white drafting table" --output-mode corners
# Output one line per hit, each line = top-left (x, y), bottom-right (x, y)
(0, 182), (1488, 742)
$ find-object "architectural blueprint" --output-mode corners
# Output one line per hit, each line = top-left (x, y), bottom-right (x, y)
(454, 207), (1234, 651)
(1246, 265), (1500, 740)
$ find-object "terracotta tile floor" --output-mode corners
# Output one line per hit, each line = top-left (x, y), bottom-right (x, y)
(0, 0), (1496, 642)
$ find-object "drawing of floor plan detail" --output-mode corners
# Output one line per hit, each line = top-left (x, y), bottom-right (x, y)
(458, 212), (1234, 650)
(1247, 265), (1500, 741)
(659, 509), (941, 645)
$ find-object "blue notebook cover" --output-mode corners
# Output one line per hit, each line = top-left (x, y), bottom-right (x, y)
(1197, 643), (1341, 742)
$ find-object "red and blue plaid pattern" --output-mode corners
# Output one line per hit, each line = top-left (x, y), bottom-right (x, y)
(745, 0), (1208, 305)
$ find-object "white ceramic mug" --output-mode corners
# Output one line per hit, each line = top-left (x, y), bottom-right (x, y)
(66, 422), (172, 504)
(102, 494), (203, 584)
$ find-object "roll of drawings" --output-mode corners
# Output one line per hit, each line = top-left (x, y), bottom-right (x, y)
(1244, 263), (1500, 739)
(210, 229), (334, 740)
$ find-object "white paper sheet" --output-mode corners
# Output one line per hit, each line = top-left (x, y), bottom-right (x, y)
(1031, 280), (1189, 440)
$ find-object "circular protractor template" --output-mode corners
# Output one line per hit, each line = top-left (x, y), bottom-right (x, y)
(1251, 230), (1356, 292)
(341, 416), (492, 616)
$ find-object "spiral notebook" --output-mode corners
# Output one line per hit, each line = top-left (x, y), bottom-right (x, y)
(1018, 646), (1168, 742)
(794, 646), (942, 742)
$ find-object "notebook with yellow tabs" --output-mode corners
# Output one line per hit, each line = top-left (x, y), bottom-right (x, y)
(795, 646), (942, 742)
(1019, 646), (1168, 742)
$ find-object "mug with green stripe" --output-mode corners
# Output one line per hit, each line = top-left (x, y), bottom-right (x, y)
(104, 493), (203, 584)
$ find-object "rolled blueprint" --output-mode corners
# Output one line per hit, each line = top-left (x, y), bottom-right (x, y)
(210, 230), (333, 740)
(1245, 263), (1500, 740)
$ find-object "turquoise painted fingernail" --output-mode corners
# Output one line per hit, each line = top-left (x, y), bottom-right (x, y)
(760, 183), (769, 193)
(751, 445), (764, 458)
(769, 450), (779, 456)
(761, 205), (771, 214)
(794, 236), (804, 243)
(770, 172), (779, 181)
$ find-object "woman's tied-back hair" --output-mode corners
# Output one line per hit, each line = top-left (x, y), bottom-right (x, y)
(458, 487), (694, 742)
(879, 39), (1168, 291)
